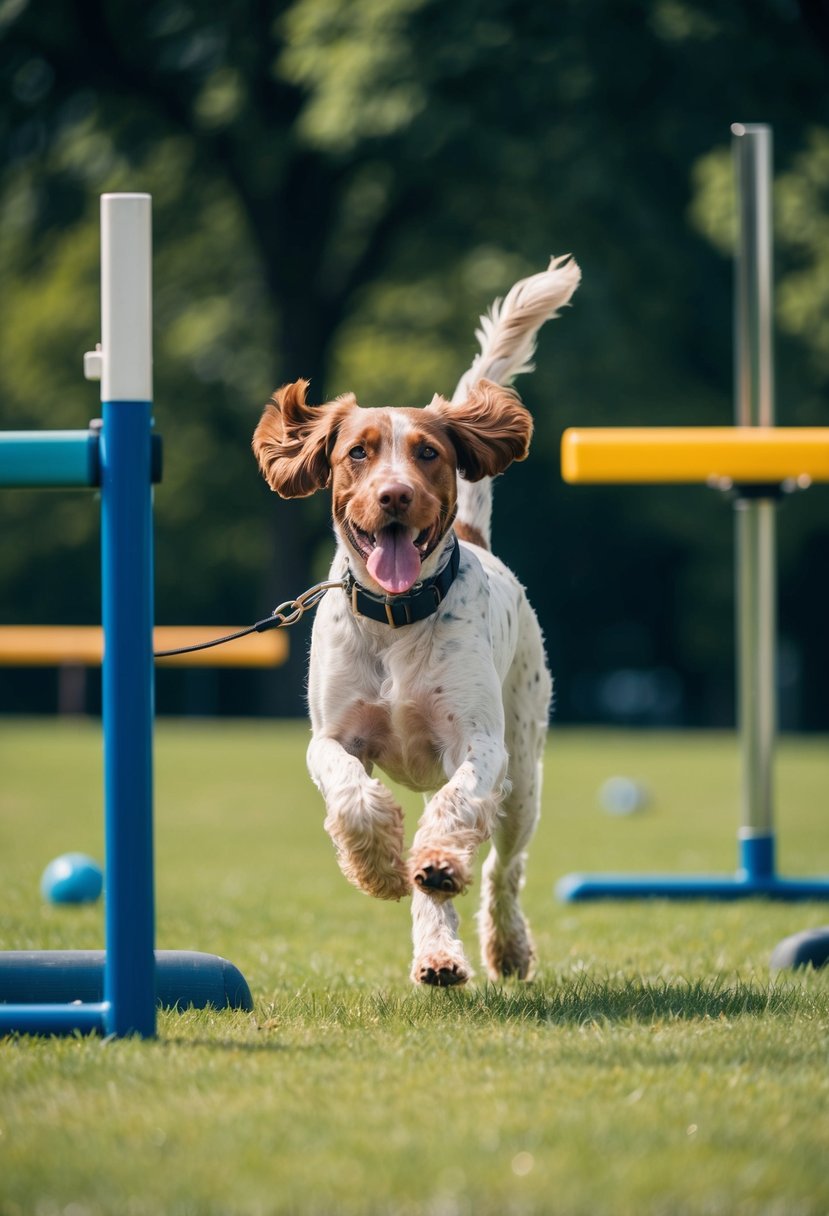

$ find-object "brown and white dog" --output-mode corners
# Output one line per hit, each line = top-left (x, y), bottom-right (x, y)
(253, 256), (580, 986)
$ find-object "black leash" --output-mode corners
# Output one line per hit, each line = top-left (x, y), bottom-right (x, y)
(153, 539), (462, 658)
(152, 579), (347, 659)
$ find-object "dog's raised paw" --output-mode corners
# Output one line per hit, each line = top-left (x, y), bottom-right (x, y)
(370, 865), (412, 901)
(410, 849), (470, 898)
(415, 863), (459, 893)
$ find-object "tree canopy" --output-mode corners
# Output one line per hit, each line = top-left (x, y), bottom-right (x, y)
(1, 0), (828, 725)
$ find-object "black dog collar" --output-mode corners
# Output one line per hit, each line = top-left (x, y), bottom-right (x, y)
(344, 536), (460, 628)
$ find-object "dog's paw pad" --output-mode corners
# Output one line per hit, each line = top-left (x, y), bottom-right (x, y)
(414, 862), (460, 894)
(416, 961), (469, 987)
(410, 849), (471, 897)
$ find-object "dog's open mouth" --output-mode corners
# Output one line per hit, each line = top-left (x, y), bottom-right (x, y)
(343, 520), (440, 595)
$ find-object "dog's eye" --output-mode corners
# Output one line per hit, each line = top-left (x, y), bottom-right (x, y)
(349, 445), (368, 461)
(419, 445), (438, 461)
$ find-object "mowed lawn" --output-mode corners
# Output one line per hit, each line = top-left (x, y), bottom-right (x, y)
(1, 718), (828, 1216)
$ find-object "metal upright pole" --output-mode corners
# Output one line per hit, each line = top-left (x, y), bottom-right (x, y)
(555, 123), (829, 903)
(98, 193), (156, 1037)
(732, 123), (777, 881)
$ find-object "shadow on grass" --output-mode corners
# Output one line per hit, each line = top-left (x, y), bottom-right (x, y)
(450, 975), (812, 1025)
(162, 973), (826, 1048)
(325, 975), (820, 1027)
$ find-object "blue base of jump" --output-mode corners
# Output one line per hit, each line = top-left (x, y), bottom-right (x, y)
(770, 927), (829, 970)
(0, 950), (253, 1035)
(556, 873), (829, 902)
(556, 834), (829, 902)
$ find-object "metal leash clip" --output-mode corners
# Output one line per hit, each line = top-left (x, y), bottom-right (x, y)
(260, 578), (348, 631)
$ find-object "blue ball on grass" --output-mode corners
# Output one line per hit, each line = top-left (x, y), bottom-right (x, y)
(40, 853), (104, 905)
(598, 776), (649, 816)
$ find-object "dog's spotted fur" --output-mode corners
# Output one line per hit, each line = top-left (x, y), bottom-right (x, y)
(253, 257), (580, 985)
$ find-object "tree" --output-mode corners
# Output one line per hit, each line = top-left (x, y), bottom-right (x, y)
(2, 0), (828, 723)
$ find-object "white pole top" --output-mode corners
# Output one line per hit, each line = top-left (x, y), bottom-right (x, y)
(90, 193), (153, 403)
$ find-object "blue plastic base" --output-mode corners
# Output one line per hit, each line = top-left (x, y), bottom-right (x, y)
(770, 927), (829, 970)
(0, 1001), (109, 1037)
(556, 872), (829, 902)
(556, 832), (829, 902)
(0, 950), (253, 1035)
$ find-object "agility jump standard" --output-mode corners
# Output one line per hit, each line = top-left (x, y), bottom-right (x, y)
(557, 125), (829, 902)
(0, 195), (252, 1035)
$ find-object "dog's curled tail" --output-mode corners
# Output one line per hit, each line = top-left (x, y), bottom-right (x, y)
(452, 254), (581, 549)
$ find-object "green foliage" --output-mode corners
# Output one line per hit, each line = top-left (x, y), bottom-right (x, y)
(689, 127), (829, 384)
(279, 0), (434, 150)
(776, 129), (829, 377)
(1, 0), (829, 720)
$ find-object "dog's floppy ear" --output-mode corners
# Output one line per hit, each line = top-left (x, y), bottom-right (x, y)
(427, 380), (533, 482)
(252, 379), (354, 499)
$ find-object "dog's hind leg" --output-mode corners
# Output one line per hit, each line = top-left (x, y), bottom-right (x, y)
(476, 786), (539, 981)
(478, 631), (550, 981)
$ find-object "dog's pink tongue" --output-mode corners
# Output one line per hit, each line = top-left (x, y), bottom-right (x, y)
(366, 527), (421, 594)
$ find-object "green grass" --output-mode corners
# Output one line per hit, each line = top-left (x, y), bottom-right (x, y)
(1, 719), (828, 1216)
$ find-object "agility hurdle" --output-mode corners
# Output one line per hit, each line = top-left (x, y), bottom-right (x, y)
(0, 194), (253, 1035)
(557, 124), (829, 902)
(0, 626), (286, 668)
(0, 622), (286, 714)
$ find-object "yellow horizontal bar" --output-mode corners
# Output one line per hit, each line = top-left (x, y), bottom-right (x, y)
(561, 427), (829, 485)
(0, 626), (288, 668)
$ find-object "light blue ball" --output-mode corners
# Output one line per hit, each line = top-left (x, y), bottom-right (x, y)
(599, 777), (649, 816)
(40, 853), (103, 904)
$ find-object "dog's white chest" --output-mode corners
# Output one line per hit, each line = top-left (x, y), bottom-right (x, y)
(332, 684), (448, 792)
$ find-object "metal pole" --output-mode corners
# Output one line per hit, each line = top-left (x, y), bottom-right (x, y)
(555, 122), (829, 901)
(733, 124), (774, 430)
(98, 193), (156, 1037)
(732, 123), (776, 879)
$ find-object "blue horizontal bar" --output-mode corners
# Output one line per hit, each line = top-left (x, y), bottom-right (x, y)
(0, 431), (99, 488)
(0, 1001), (109, 1036)
(556, 873), (829, 902)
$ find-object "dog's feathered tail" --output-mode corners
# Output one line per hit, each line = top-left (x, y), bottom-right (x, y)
(452, 254), (580, 549)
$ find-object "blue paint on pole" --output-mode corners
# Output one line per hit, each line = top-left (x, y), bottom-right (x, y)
(100, 397), (156, 1038)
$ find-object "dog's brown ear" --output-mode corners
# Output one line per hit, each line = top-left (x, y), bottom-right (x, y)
(427, 380), (533, 482)
(252, 379), (354, 499)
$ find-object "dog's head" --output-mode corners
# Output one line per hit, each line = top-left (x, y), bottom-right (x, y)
(252, 379), (532, 595)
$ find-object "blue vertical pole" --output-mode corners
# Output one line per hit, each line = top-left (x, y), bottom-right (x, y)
(96, 194), (156, 1038)
(100, 401), (155, 1037)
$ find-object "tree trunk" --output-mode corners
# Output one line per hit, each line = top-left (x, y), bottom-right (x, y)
(258, 298), (336, 717)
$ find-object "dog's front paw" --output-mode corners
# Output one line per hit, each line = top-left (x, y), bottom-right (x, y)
(410, 847), (471, 898)
(324, 786), (410, 901)
(368, 862), (412, 901)
(411, 952), (471, 987)
(334, 846), (411, 901)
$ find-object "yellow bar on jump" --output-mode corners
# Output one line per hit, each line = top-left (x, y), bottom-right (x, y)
(561, 427), (829, 485)
(0, 626), (287, 668)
